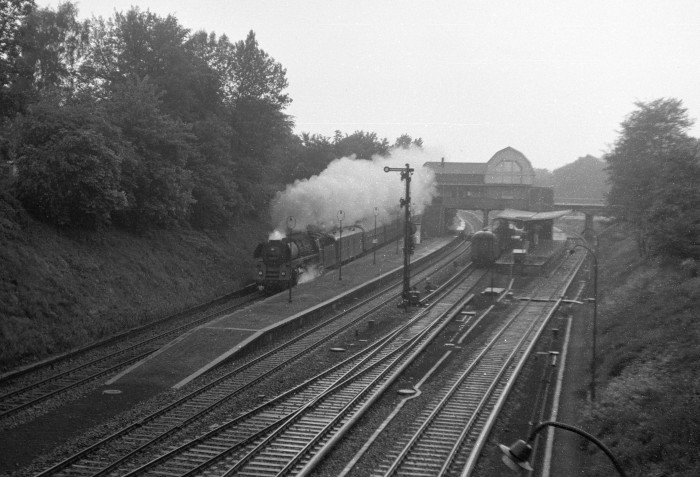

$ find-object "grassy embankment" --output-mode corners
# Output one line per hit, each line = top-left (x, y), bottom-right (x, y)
(575, 222), (700, 476)
(0, 194), (269, 371)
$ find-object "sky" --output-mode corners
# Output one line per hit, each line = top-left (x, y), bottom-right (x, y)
(40, 0), (700, 171)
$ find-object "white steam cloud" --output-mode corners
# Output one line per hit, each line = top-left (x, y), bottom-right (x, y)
(270, 148), (437, 233)
(297, 264), (323, 284)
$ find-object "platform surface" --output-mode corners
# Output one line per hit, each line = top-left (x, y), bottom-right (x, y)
(108, 236), (455, 389)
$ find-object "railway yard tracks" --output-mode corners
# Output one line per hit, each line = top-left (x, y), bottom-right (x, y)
(11, 236), (589, 477)
(0, 286), (260, 422)
(27, 240), (471, 476)
(364, 245), (583, 477)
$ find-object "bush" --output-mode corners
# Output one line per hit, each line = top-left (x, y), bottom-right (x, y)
(12, 96), (127, 229)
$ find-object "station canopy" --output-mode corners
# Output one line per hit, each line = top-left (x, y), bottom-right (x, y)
(496, 209), (572, 222)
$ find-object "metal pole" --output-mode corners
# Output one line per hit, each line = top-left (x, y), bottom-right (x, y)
(396, 207), (400, 255)
(591, 252), (598, 402)
(373, 207), (378, 265)
(337, 210), (344, 281)
(403, 168), (411, 303)
(384, 164), (415, 307)
(287, 216), (295, 303)
(491, 240), (495, 303)
(572, 243), (598, 401)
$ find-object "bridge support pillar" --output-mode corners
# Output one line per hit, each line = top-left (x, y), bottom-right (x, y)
(583, 213), (594, 239)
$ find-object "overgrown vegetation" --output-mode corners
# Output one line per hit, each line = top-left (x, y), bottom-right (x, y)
(570, 98), (700, 476)
(0, 193), (266, 369)
(605, 98), (700, 259)
(1, 1), (421, 232)
(0, 1), (424, 369)
(578, 224), (700, 476)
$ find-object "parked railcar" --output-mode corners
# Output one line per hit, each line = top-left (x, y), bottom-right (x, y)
(470, 218), (523, 266)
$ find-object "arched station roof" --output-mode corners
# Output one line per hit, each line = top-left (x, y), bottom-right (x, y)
(484, 147), (534, 185)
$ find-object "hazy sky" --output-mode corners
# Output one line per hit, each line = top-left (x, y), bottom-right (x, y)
(40, 0), (700, 170)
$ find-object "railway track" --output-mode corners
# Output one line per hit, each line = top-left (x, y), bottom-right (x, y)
(32, 239), (472, 476)
(0, 285), (261, 422)
(364, 241), (585, 477)
(119, 258), (486, 477)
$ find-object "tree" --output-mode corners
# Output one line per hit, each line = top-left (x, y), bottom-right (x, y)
(18, 2), (86, 93)
(605, 98), (695, 255)
(106, 77), (195, 228)
(393, 133), (423, 150)
(552, 155), (608, 201)
(333, 130), (390, 159)
(278, 133), (336, 183)
(80, 8), (220, 122)
(12, 93), (127, 229)
(646, 143), (700, 258)
(1, 1), (88, 117)
(222, 30), (290, 108)
(187, 117), (243, 228)
(0, 0), (35, 117)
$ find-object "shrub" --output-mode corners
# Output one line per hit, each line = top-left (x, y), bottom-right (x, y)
(12, 95), (127, 229)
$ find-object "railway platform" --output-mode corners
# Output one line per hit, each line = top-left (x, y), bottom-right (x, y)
(494, 230), (570, 276)
(107, 235), (457, 390)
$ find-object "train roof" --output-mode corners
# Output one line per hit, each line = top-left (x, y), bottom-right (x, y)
(495, 209), (572, 222)
(331, 225), (365, 240)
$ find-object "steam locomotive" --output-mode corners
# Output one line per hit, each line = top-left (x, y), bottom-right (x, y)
(254, 221), (401, 292)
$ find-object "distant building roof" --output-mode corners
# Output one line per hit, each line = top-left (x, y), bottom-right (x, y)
(423, 161), (487, 175)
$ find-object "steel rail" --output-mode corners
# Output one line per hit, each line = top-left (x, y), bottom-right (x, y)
(117, 263), (480, 477)
(0, 284), (258, 385)
(0, 286), (261, 420)
(381, 296), (547, 476)
(459, 239), (587, 476)
(34, 241), (471, 477)
(372, 242), (585, 476)
(216, 267), (483, 476)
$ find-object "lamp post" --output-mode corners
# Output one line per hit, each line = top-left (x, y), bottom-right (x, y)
(337, 210), (344, 281)
(373, 207), (378, 265)
(499, 421), (626, 476)
(490, 237), (496, 303)
(570, 243), (598, 401)
(287, 216), (295, 303)
(384, 164), (414, 306)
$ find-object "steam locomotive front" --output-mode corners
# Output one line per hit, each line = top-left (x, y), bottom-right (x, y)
(254, 239), (295, 290)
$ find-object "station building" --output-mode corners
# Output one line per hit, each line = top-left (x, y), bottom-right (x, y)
(421, 147), (554, 236)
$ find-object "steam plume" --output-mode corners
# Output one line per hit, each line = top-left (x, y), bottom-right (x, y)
(270, 148), (437, 233)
